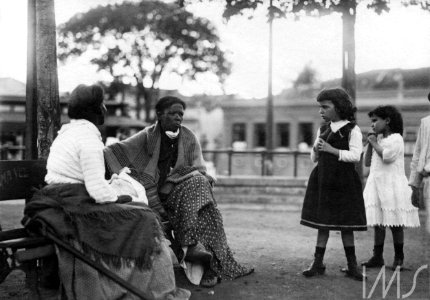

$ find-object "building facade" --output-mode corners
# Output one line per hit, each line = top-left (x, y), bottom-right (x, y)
(0, 78), (148, 159)
(221, 88), (430, 154)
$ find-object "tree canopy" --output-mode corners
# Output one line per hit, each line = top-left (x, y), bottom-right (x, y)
(178, 0), (429, 102)
(178, 0), (429, 19)
(293, 63), (318, 89)
(58, 0), (231, 122)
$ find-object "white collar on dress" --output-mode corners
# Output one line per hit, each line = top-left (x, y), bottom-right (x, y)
(330, 120), (350, 133)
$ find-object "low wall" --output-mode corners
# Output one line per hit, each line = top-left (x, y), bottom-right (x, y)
(212, 176), (307, 208)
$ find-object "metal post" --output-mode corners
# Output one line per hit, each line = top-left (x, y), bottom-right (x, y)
(228, 149), (232, 176)
(265, 0), (274, 175)
(341, 1), (356, 104)
(261, 151), (266, 176)
(293, 151), (298, 177)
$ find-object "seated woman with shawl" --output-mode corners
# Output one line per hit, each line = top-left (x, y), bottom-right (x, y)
(104, 96), (254, 288)
(24, 85), (190, 300)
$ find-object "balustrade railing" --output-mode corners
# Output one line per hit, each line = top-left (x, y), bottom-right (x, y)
(202, 149), (414, 178)
(0, 146), (414, 178)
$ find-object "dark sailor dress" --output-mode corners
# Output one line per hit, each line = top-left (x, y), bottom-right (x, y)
(300, 123), (367, 231)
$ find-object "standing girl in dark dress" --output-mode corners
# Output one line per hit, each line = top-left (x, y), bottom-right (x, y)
(300, 88), (367, 281)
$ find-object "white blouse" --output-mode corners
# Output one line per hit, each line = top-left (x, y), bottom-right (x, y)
(45, 119), (118, 203)
(310, 120), (363, 163)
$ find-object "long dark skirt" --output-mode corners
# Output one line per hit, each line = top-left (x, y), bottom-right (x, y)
(164, 175), (252, 280)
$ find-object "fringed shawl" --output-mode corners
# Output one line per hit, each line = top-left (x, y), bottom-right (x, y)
(23, 184), (164, 270)
(104, 123), (209, 205)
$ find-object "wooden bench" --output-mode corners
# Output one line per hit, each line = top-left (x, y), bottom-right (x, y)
(0, 160), (155, 299)
(0, 160), (55, 288)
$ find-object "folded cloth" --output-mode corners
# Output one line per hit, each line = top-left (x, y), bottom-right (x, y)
(109, 167), (148, 204)
(23, 183), (163, 270)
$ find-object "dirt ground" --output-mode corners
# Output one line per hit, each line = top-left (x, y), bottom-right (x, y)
(1, 201), (429, 300)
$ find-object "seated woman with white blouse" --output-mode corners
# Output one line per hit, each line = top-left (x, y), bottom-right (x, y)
(27, 84), (190, 300)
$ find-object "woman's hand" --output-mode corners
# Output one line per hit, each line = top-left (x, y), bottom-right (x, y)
(116, 195), (132, 204)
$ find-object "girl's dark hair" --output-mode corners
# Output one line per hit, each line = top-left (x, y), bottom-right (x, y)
(155, 96), (186, 116)
(368, 105), (404, 136)
(68, 84), (104, 120)
(316, 88), (357, 123)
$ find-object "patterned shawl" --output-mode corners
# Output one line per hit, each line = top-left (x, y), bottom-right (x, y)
(104, 123), (208, 204)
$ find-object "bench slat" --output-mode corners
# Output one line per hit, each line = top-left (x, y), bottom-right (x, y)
(0, 236), (50, 249)
(15, 245), (55, 262)
(0, 228), (28, 241)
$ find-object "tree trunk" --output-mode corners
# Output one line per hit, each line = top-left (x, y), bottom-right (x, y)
(25, 0), (37, 160)
(341, 1), (356, 104)
(27, 0), (61, 160)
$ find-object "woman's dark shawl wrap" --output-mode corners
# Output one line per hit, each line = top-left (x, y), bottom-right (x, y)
(23, 184), (164, 270)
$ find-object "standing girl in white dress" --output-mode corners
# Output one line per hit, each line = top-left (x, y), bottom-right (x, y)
(362, 105), (420, 271)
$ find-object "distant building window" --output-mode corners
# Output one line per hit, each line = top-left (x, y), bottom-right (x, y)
(298, 122), (313, 146)
(276, 123), (290, 147)
(0, 105), (10, 112)
(14, 106), (24, 113)
(254, 123), (266, 147)
(232, 123), (246, 142)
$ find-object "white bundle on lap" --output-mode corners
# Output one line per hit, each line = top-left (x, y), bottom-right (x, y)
(109, 167), (148, 204)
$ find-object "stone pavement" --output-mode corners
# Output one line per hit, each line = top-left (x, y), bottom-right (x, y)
(1, 201), (429, 300)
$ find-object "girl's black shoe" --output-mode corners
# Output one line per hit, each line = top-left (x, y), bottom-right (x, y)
(345, 258), (366, 281)
(302, 253), (326, 277)
(391, 258), (404, 271)
(361, 256), (384, 268)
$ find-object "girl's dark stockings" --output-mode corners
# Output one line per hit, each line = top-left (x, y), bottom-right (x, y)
(374, 225), (404, 246)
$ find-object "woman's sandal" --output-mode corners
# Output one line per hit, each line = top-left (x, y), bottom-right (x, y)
(200, 276), (218, 288)
(200, 269), (219, 288)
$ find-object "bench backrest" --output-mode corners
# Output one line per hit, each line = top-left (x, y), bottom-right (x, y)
(0, 160), (47, 201)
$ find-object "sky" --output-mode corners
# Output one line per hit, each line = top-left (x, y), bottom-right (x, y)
(0, 0), (429, 99)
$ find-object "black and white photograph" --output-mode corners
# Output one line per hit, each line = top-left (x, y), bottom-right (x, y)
(0, 0), (429, 299)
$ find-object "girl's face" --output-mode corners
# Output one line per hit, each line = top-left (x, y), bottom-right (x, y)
(318, 100), (340, 122)
(370, 115), (389, 135)
(158, 103), (184, 131)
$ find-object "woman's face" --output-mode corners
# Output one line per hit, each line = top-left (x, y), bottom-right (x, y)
(158, 103), (184, 131)
(318, 100), (340, 123)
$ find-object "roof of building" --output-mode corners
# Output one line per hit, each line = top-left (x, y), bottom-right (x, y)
(221, 67), (430, 109)
(220, 88), (430, 109)
(0, 112), (148, 132)
(0, 78), (25, 96)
